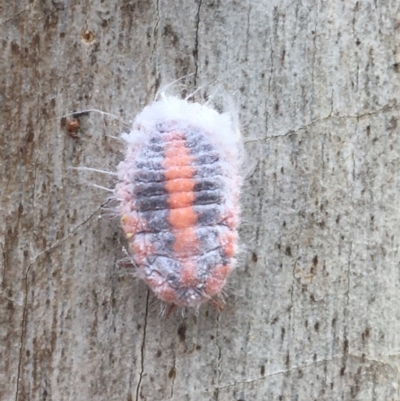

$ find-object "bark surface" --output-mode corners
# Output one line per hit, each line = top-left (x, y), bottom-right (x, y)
(1, 1), (400, 400)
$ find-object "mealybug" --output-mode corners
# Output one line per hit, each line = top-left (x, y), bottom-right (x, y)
(116, 94), (243, 308)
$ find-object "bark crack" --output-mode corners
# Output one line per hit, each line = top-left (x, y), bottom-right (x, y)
(245, 5), (252, 62)
(31, 158), (39, 217)
(0, 242), (6, 286)
(153, 0), (160, 48)
(213, 312), (222, 401)
(150, 0), (160, 96)
(352, 3), (360, 92)
(135, 290), (149, 401)
(193, 0), (202, 86)
(341, 121), (356, 377)
(169, 352), (176, 399)
(267, 36), (274, 93)
(310, 2), (318, 121)
(14, 279), (28, 401)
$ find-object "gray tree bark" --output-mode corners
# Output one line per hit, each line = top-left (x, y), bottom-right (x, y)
(1, 0), (400, 400)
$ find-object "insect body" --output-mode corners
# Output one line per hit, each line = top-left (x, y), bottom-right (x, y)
(116, 95), (242, 308)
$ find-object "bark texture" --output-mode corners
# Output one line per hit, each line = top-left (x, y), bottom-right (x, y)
(1, 1), (400, 400)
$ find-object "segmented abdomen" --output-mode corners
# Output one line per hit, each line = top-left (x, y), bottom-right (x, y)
(117, 127), (238, 307)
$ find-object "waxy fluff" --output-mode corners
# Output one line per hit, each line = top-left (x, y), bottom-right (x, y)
(116, 95), (242, 308)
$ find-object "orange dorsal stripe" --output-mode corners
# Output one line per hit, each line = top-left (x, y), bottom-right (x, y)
(163, 132), (200, 287)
